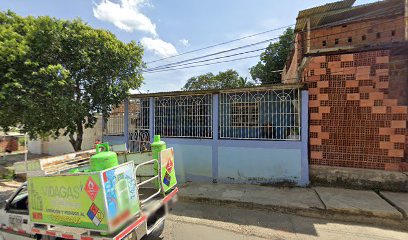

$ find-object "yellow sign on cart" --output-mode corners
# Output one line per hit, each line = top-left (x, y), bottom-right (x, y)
(28, 173), (108, 230)
(27, 162), (139, 233)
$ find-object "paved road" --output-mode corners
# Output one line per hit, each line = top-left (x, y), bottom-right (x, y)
(159, 201), (408, 240)
(0, 183), (407, 240)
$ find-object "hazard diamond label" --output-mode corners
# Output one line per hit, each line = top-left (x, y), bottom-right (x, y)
(84, 177), (100, 201)
(87, 203), (104, 226)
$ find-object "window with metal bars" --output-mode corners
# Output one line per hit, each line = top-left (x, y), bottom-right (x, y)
(128, 98), (150, 152)
(231, 102), (259, 127)
(219, 88), (301, 140)
(154, 94), (212, 138)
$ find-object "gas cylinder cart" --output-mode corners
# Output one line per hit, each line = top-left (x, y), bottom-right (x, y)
(0, 138), (178, 240)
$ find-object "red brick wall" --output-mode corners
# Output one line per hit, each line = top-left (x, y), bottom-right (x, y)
(388, 52), (408, 168)
(309, 16), (405, 51)
(304, 50), (408, 171)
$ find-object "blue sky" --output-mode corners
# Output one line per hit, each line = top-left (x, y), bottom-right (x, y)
(1, 0), (377, 93)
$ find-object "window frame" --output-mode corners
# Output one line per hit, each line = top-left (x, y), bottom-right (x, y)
(154, 94), (213, 139)
(6, 185), (29, 215)
(219, 88), (301, 141)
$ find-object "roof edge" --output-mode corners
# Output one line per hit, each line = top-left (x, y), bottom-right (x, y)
(130, 83), (306, 98)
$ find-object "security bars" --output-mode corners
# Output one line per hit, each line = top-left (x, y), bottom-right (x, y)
(154, 94), (213, 138)
(120, 87), (302, 151)
(128, 98), (151, 152)
(219, 88), (301, 140)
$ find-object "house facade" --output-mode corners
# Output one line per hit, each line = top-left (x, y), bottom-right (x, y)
(282, 0), (408, 189)
(103, 0), (408, 190)
(103, 84), (310, 186)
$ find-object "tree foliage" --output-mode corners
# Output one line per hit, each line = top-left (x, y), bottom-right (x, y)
(250, 28), (294, 85)
(0, 11), (144, 151)
(182, 69), (254, 91)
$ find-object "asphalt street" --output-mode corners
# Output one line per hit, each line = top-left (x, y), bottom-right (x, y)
(0, 183), (407, 240)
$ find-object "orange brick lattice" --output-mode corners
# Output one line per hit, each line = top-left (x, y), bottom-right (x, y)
(305, 50), (408, 171)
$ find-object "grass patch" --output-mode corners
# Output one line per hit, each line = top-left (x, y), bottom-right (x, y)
(0, 167), (15, 181)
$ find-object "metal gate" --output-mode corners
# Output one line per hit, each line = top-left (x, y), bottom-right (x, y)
(128, 98), (151, 152)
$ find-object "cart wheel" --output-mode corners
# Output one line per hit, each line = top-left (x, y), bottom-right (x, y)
(143, 220), (165, 240)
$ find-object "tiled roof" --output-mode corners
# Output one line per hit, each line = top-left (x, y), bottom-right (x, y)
(317, 0), (404, 28)
(130, 83), (306, 98)
(295, 0), (404, 31)
(296, 0), (356, 31)
(297, 0), (356, 19)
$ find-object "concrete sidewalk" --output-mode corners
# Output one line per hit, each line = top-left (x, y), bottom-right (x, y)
(178, 183), (408, 230)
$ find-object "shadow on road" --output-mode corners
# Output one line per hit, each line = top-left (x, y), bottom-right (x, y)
(171, 201), (320, 236)
(170, 201), (405, 237)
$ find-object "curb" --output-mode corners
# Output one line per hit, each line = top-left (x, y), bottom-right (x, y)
(179, 195), (408, 231)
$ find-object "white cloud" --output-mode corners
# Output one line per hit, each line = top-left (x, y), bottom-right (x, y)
(93, 0), (157, 35)
(179, 39), (190, 47)
(141, 37), (178, 57)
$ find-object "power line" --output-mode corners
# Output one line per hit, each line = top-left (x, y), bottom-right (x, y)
(144, 37), (279, 72)
(145, 27), (405, 74)
(145, 26), (405, 74)
(145, 52), (407, 78)
(144, 47), (266, 72)
(145, 16), (404, 72)
(143, 55), (261, 74)
(146, 5), (399, 69)
(145, 24), (295, 65)
(146, 13), (403, 73)
(144, 11), (406, 74)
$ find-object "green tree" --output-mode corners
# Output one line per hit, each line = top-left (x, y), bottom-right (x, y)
(182, 69), (254, 91)
(0, 11), (144, 151)
(250, 28), (294, 84)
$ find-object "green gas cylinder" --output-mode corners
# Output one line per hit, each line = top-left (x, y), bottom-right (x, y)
(90, 143), (119, 172)
(151, 135), (166, 187)
(151, 135), (166, 161)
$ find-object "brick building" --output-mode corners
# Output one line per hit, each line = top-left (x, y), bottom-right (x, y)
(282, 0), (408, 175)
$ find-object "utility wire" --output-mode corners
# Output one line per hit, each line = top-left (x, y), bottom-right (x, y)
(145, 25), (405, 73)
(144, 54), (407, 77)
(143, 55), (261, 74)
(145, 24), (295, 64)
(144, 48), (266, 72)
(146, 5), (400, 71)
(145, 11), (405, 74)
(144, 18), (404, 72)
(144, 38), (278, 72)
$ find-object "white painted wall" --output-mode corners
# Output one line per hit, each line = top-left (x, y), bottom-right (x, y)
(28, 118), (102, 155)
